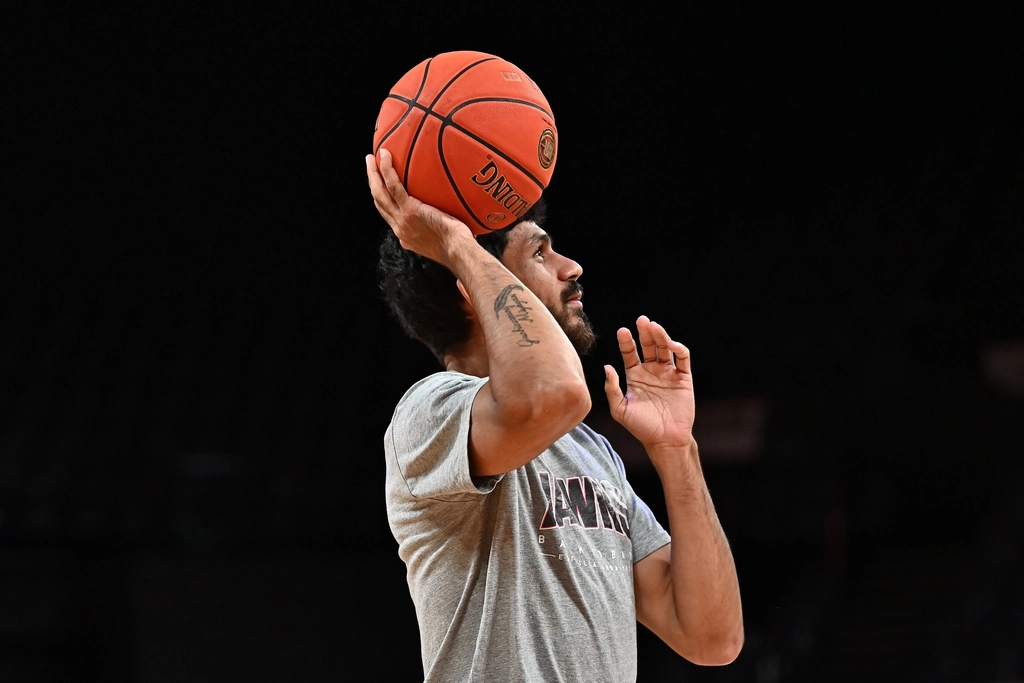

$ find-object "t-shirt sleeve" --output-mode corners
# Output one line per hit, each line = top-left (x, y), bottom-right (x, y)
(622, 474), (671, 564)
(387, 371), (501, 499)
(595, 432), (671, 564)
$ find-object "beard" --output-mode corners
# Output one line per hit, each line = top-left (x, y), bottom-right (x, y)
(557, 306), (596, 356)
(549, 280), (596, 356)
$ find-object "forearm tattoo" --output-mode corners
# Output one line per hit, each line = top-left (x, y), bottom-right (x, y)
(493, 285), (540, 347)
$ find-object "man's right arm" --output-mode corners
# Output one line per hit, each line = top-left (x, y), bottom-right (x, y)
(367, 150), (590, 477)
(443, 231), (590, 476)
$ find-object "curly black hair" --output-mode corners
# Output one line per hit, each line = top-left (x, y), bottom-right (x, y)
(378, 198), (548, 366)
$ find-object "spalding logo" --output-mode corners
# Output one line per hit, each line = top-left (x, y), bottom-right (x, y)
(538, 129), (556, 169)
(471, 160), (532, 218)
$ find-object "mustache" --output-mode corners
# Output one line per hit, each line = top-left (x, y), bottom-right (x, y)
(562, 280), (583, 305)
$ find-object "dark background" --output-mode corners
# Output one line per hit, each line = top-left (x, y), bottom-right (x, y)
(4, 2), (1024, 681)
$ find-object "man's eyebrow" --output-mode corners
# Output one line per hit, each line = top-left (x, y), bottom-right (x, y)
(528, 233), (553, 249)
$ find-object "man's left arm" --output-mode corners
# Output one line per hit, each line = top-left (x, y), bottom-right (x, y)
(604, 316), (743, 665)
(632, 439), (743, 665)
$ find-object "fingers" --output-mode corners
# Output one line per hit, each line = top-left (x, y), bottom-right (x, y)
(648, 320), (673, 365)
(637, 315), (657, 363)
(616, 327), (641, 369)
(629, 316), (692, 373)
(377, 148), (410, 206)
(673, 340), (691, 374)
(366, 153), (398, 218)
(603, 365), (625, 414)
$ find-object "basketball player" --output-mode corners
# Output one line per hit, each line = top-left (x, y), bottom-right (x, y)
(367, 148), (743, 681)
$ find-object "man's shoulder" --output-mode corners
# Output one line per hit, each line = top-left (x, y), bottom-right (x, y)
(396, 370), (486, 407)
(567, 421), (611, 451)
(559, 422), (627, 476)
(387, 370), (488, 433)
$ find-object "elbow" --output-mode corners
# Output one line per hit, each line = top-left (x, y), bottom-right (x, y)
(564, 381), (593, 422)
(675, 628), (744, 667)
(516, 379), (591, 431)
(703, 632), (744, 666)
(542, 380), (591, 427)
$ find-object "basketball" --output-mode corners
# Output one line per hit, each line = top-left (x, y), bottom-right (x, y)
(372, 51), (558, 235)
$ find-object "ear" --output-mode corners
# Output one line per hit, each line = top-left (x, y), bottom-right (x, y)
(456, 280), (481, 325)
(456, 279), (471, 303)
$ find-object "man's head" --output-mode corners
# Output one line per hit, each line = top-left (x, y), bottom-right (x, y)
(378, 198), (596, 365)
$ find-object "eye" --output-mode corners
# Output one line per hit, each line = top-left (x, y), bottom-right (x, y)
(534, 245), (544, 258)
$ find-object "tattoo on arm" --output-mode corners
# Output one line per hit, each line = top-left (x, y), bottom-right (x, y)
(493, 285), (540, 347)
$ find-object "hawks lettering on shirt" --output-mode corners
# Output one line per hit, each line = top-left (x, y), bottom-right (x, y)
(537, 471), (630, 536)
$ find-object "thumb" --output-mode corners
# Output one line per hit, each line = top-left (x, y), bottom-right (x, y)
(603, 365), (625, 415)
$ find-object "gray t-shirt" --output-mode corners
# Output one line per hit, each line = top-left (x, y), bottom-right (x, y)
(385, 371), (671, 682)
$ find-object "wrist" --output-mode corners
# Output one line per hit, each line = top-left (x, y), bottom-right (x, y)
(645, 438), (700, 473)
(645, 434), (696, 456)
(442, 229), (485, 272)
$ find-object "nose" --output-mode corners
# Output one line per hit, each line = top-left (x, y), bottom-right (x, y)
(560, 254), (583, 282)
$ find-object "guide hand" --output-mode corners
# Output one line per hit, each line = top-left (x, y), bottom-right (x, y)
(365, 149), (472, 267)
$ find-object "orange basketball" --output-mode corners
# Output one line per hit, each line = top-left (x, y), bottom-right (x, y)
(372, 51), (558, 235)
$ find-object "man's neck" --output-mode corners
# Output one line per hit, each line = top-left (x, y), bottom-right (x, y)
(445, 351), (489, 378)
(444, 325), (489, 377)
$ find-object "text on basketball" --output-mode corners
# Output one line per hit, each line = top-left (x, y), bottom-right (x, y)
(471, 160), (532, 218)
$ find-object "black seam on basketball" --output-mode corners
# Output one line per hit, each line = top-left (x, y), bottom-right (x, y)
(441, 97), (555, 192)
(392, 97), (552, 122)
(437, 125), (491, 233)
(389, 96), (552, 193)
(413, 59), (433, 100)
(373, 59), (432, 156)
(428, 58), (498, 109)
(373, 103), (412, 157)
(439, 129), (544, 194)
(446, 97), (553, 121)
(404, 58), (497, 187)
(403, 114), (432, 187)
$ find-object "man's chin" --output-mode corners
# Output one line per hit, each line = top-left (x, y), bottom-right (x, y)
(550, 304), (596, 356)
(566, 316), (596, 356)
